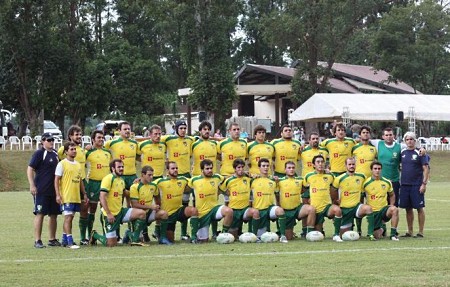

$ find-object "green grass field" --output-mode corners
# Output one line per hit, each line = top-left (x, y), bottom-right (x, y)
(0, 150), (449, 286)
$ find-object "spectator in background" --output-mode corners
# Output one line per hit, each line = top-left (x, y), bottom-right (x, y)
(214, 129), (223, 139)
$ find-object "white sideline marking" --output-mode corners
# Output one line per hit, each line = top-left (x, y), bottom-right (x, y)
(427, 198), (450, 203)
(1, 246), (450, 264)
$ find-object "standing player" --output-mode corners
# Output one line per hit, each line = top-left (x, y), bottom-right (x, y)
(364, 162), (400, 240)
(191, 121), (218, 176)
(129, 165), (172, 245)
(251, 158), (287, 242)
(187, 159), (233, 242)
(331, 157), (376, 240)
(217, 123), (247, 176)
(57, 125), (89, 245)
(155, 162), (199, 243)
(90, 159), (147, 247)
(85, 130), (111, 239)
(278, 161), (316, 241)
(220, 159), (260, 238)
(271, 124), (302, 177)
(352, 126), (377, 178)
(320, 122), (356, 176)
(400, 132), (429, 238)
(138, 125), (166, 180)
(303, 156), (343, 242)
(247, 125), (274, 176)
(54, 142), (87, 249)
(300, 132), (329, 178)
(27, 132), (61, 248)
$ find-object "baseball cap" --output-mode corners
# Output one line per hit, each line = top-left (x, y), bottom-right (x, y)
(41, 132), (54, 140)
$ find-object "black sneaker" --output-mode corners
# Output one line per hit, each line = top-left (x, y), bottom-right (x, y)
(34, 240), (46, 248)
(80, 239), (89, 246)
(142, 232), (151, 243)
(48, 239), (62, 247)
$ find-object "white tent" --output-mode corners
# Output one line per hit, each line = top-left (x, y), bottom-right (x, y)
(290, 93), (450, 122)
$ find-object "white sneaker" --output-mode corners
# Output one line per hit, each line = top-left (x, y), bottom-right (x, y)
(68, 244), (80, 249)
(279, 235), (288, 243)
(391, 235), (400, 241)
(332, 235), (343, 242)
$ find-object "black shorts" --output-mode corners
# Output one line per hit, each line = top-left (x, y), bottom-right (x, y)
(33, 194), (61, 216)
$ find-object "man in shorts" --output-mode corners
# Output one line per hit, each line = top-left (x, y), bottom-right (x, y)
(187, 159), (233, 242)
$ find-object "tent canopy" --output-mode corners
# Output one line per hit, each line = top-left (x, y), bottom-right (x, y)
(290, 93), (450, 122)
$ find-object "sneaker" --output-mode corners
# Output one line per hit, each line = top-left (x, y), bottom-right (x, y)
(279, 235), (288, 243)
(89, 230), (97, 246)
(34, 240), (46, 248)
(299, 232), (306, 238)
(332, 235), (343, 242)
(142, 232), (151, 243)
(67, 244), (80, 249)
(369, 235), (377, 241)
(80, 239), (89, 246)
(211, 231), (221, 241)
(255, 237), (262, 243)
(122, 229), (131, 245)
(159, 238), (173, 245)
(48, 239), (61, 247)
(391, 235), (400, 241)
(190, 238), (199, 244)
(181, 234), (191, 241)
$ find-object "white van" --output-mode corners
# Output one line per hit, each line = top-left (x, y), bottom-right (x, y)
(26, 120), (63, 138)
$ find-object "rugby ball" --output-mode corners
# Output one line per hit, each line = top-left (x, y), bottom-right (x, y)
(260, 232), (279, 243)
(342, 230), (360, 241)
(216, 232), (235, 244)
(306, 231), (324, 242)
(239, 232), (258, 243)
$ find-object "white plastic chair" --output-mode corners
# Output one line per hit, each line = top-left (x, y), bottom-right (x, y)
(9, 136), (20, 150)
(21, 136), (33, 150)
(81, 135), (91, 148)
(0, 136), (6, 150)
(104, 135), (112, 142)
(33, 136), (42, 149)
(54, 136), (63, 149)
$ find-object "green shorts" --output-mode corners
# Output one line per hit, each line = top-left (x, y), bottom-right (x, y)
(257, 206), (276, 230)
(341, 204), (362, 226)
(85, 179), (101, 202)
(199, 205), (222, 229)
(301, 190), (310, 199)
(373, 206), (390, 230)
(102, 207), (130, 235)
(167, 206), (187, 231)
(315, 204), (332, 225)
(122, 174), (138, 190)
(284, 205), (302, 229)
(231, 208), (249, 229)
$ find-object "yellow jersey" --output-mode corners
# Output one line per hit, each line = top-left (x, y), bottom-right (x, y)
(320, 137), (356, 174)
(352, 143), (378, 178)
(300, 146), (329, 177)
(58, 145), (86, 179)
(104, 138), (138, 176)
(129, 181), (158, 206)
(303, 171), (334, 213)
(85, 148), (111, 181)
(250, 177), (277, 210)
(100, 174), (126, 216)
(138, 140), (167, 177)
(188, 174), (224, 218)
(162, 135), (195, 175)
(217, 138), (248, 176)
(277, 176), (303, 210)
(271, 139), (301, 174)
(220, 175), (251, 209)
(191, 138), (218, 176)
(332, 172), (366, 208)
(247, 141), (274, 175)
(56, 159), (82, 204)
(155, 177), (188, 216)
(363, 177), (393, 212)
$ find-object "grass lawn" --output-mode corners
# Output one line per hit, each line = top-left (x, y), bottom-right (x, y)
(0, 150), (449, 286)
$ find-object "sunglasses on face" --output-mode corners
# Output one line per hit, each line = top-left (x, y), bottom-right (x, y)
(45, 139), (54, 142)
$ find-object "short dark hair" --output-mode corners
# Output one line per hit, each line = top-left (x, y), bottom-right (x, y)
(253, 125), (266, 135)
(119, 121), (131, 130)
(370, 161), (382, 170)
(233, 158), (245, 169)
(109, 159), (123, 172)
(309, 132), (319, 139)
(166, 161), (177, 169)
(198, 121), (212, 131)
(312, 155), (324, 165)
(67, 125), (82, 140)
(383, 127), (393, 134)
(63, 142), (76, 153)
(91, 130), (103, 141)
(281, 124), (291, 132)
(258, 158), (270, 167)
(360, 125), (371, 135)
(200, 159), (213, 170)
(141, 165), (154, 174)
(332, 122), (345, 135)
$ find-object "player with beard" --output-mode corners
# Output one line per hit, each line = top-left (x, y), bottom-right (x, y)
(352, 126), (377, 178)
(187, 159), (233, 242)
(57, 125), (89, 245)
(247, 125), (274, 176)
(155, 162), (199, 243)
(138, 125), (166, 180)
(271, 125), (302, 177)
(218, 123), (247, 176)
(192, 121), (218, 176)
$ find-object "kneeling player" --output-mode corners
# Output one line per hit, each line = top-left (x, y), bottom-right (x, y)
(188, 159), (233, 242)
(364, 162), (399, 240)
(90, 159), (147, 247)
(252, 158), (288, 243)
(220, 159), (260, 239)
(303, 155), (343, 242)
